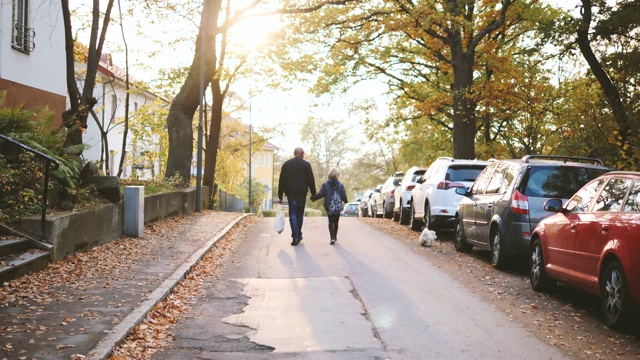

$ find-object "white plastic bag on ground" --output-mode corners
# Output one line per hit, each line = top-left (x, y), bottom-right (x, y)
(274, 204), (285, 234)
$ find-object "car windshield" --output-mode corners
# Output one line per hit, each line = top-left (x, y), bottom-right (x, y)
(523, 166), (607, 198)
(446, 165), (486, 182)
(346, 204), (358, 211)
(411, 170), (426, 182)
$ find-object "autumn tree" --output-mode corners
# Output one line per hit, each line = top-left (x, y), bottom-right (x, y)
(572, 0), (640, 169)
(61, 0), (115, 151)
(300, 116), (354, 186)
(273, 0), (536, 160)
(163, 0), (359, 191)
(127, 98), (170, 180)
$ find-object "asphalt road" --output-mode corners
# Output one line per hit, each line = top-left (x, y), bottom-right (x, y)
(152, 216), (567, 360)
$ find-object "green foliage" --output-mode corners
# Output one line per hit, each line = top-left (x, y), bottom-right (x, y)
(0, 94), (90, 223)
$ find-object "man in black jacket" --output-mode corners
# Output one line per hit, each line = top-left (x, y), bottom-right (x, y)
(278, 147), (317, 246)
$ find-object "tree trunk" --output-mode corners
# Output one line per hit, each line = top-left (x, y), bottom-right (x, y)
(164, 0), (220, 184)
(577, 0), (633, 160)
(61, 0), (114, 152)
(449, 38), (477, 160)
(203, 80), (224, 192)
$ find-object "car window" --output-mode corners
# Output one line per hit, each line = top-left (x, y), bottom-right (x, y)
(428, 162), (446, 182)
(485, 164), (507, 194)
(411, 170), (426, 182)
(593, 178), (630, 212)
(446, 165), (486, 183)
(471, 165), (495, 195)
(566, 178), (606, 213)
(523, 166), (607, 198)
(623, 181), (640, 212)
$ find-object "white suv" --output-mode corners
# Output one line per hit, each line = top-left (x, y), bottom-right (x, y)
(410, 158), (491, 231)
(393, 166), (426, 224)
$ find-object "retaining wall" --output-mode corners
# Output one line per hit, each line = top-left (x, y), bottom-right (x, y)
(21, 187), (211, 261)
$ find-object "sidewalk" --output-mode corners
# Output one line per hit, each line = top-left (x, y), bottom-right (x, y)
(0, 210), (248, 360)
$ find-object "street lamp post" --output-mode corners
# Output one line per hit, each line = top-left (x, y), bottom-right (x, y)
(248, 90), (252, 213)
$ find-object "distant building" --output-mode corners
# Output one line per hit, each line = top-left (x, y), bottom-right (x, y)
(0, 0), (66, 122)
(251, 138), (278, 210)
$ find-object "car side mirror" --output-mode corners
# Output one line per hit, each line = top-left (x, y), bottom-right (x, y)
(543, 198), (563, 213)
(454, 187), (467, 196)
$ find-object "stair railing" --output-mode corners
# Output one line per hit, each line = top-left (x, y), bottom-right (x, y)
(0, 134), (59, 241)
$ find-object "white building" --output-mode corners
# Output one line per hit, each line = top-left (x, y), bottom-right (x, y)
(0, 0), (67, 121)
(81, 53), (169, 179)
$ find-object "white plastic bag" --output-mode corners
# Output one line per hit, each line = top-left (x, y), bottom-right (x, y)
(274, 204), (285, 234)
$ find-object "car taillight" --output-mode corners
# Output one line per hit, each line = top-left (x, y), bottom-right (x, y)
(391, 189), (395, 196)
(407, 185), (415, 191)
(511, 189), (529, 215)
(438, 181), (465, 190)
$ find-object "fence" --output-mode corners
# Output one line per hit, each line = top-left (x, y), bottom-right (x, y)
(214, 188), (245, 213)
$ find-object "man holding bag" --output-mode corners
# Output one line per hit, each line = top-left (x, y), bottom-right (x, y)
(277, 147), (317, 246)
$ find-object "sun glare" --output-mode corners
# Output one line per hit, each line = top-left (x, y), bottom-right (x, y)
(231, 15), (280, 50)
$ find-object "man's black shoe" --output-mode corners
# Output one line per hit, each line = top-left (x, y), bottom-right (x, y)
(291, 238), (300, 246)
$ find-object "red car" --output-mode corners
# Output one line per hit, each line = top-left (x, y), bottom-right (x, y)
(530, 171), (640, 330)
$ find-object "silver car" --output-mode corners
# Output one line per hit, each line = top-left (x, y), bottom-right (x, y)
(454, 155), (609, 269)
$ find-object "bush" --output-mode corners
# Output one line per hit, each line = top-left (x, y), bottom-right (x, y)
(0, 91), (90, 223)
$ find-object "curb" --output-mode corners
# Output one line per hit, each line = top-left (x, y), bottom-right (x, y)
(87, 213), (252, 360)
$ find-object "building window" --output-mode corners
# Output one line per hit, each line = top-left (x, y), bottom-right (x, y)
(12, 0), (35, 53)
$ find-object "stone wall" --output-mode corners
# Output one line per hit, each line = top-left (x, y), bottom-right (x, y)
(21, 187), (212, 261)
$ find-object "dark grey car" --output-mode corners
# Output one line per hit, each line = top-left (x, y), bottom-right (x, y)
(454, 155), (609, 269)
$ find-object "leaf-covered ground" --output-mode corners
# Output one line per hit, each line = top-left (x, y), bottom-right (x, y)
(0, 210), (244, 360)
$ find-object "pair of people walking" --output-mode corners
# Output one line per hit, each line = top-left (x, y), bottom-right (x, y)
(277, 147), (348, 245)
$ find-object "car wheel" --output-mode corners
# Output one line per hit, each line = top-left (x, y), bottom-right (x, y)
(384, 202), (392, 219)
(424, 204), (433, 230)
(454, 216), (472, 252)
(409, 204), (423, 231)
(529, 239), (556, 292)
(393, 203), (400, 222)
(375, 202), (383, 218)
(400, 203), (410, 225)
(490, 228), (508, 269)
(601, 261), (633, 330)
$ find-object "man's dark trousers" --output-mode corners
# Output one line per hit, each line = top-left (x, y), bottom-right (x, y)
(288, 195), (306, 242)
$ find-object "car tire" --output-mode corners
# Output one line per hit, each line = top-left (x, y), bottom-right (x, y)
(424, 204), (433, 230)
(400, 203), (410, 225)
(601, 261), (633, 330)
(384, 202), (392, 219)
(490, 227), (508, 269)
(454, 216), (472, 252)
(393, 204), (400, 222)
(529, 239), (556, 292)
(410, 205), (423, 231)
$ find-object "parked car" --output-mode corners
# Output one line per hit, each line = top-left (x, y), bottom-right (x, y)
(342, 202), (360, 217)
(359, 191), (373, 217)
(410, 157), (491, 231)
(454, 155), (609, 269)
(529, 171), (640, 330)
(393, 167), (427, 224)
(369, 185), (384, 218)
(379, 171), (404, 219)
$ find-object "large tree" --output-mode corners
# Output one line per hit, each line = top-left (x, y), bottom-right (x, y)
(273, 0), (531, 160)
(164, 0), (358, 189)
(573, 0), (640, 169)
